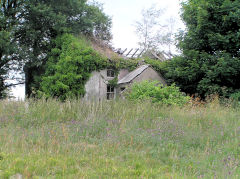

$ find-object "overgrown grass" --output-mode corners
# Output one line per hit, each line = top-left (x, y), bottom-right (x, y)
(0, 99), (239, 178)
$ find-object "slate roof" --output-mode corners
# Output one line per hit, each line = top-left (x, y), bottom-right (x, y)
(118, 64), (149, 84)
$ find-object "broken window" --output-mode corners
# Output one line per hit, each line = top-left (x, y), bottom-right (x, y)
(107, 69), (115, 77)
(107, 85), (115, 100)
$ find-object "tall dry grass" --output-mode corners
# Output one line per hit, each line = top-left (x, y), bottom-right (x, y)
(0, 98), (239, 178)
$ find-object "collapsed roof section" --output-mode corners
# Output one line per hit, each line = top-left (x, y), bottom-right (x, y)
(89, 38), (172, 61)
(114, 48), (172, 61)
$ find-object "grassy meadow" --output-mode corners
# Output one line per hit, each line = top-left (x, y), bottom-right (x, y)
(0, 98), (239, 178)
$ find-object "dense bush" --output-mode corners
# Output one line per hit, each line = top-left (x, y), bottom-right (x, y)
(127, 80), (190, 106)
(39, 34), (108, 100)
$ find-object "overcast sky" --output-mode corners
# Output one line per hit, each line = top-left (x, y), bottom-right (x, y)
(12, 0), (185, 99)
(97, 0), (185, 48)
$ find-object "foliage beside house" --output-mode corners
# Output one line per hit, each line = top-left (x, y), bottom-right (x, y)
(127, 81), (190, 106)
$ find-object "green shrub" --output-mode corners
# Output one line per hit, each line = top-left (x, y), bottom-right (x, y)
(127, 81), (190, 106)
(230, 91), (240, 101)
(39, 34), (108, 100)
(230, 91), (240, 106)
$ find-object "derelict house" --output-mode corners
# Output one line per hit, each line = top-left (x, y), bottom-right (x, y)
(84, 64), (167, 100)
(84, 40), (168, 100)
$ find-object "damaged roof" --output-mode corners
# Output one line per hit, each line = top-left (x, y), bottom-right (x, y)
(118, 64), (149, 84)
(90, 38), (122, 59)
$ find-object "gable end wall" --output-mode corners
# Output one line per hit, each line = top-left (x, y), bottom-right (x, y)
(132, 67), (167, 85)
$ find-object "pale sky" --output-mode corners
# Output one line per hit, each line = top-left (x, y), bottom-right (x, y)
(97, 0), (185, 48)
(12, 0), (184, 99)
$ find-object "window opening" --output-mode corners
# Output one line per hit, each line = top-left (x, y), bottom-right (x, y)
(107, 69), (115, 77)
(107, 85), (115, 99)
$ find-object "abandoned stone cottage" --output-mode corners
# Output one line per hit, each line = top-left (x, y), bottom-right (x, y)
(84, 64), (167, 100)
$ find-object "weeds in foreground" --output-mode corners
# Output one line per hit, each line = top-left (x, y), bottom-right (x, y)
(0, 99), (239, 178)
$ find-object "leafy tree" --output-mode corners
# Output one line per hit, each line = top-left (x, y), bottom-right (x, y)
(166, 0), (240, 98)
(1, 0), (112, 98)
(17, 0), (112, 65)
(14, 0), (112, 96)
(0, 0), (23, 98)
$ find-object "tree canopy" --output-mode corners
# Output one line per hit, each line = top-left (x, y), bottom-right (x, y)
(0, 0), (24, 98)
(0, 0), (112, 98)
(166, 0), (240, 98)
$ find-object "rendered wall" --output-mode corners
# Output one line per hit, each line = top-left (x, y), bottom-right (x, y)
(117, 67), (167, 97)
(85, 69), (128, 100)
(84, 70), (107, 100)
